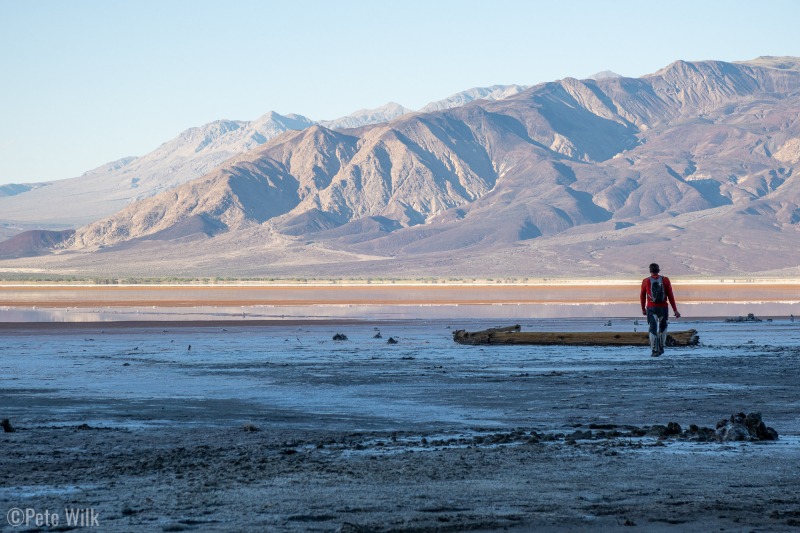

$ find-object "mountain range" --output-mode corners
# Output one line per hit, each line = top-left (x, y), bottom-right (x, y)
(1, 57), (799, 279)
(0, 85), (527, 237)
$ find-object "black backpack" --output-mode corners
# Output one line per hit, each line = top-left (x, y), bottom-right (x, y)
(650, 276), (666, 303)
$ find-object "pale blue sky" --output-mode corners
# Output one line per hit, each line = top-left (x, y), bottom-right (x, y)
(1, 0), (799, 185)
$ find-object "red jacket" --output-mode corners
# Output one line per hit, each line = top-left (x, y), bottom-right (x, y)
(641, 275), (678, 314)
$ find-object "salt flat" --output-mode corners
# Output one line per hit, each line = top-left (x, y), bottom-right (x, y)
(1, 319), (799, 531)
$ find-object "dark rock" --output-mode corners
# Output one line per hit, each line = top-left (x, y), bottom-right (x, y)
(743, 412), (761, 429)
(76, 423), (92, 430)
(725, 313), (762, 323)
(332, 333), (348, 341)
(715, 412), (778, 441)
(492, 433), (513, 444)
(242, 424), (260, 432)
(760, 426), (779, 440)
(744, 412), (779, 440)
(589, 423), (617, 430)
(716, 421), (749, 441)
(696, 427), (716, 441)
(664, 422), (682, 436)
(686, 425), (716, 442)
(373, 332), (382, 338)
(566, 430), (593, 440)
(387, 337), (398, 344)
(646, 424), (668, 437)
(1, 419), (15, 433)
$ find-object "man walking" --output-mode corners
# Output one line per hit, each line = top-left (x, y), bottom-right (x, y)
(640, 263), (680, 356)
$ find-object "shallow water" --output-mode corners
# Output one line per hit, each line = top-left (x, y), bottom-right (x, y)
(2, 301), (800, 321)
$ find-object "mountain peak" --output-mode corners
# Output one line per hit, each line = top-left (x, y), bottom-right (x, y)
(419, 85), (528, 113)
(318, 103), (412, 130)
(649, 59), (700, 78)
(737, 56), (800, 71)
(588, 70), (622, 80)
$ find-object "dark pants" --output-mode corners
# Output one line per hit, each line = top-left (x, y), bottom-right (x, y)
(647, 307), (668, 335)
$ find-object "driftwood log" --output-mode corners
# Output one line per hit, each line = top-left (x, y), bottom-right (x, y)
(453, 325), (699, 346)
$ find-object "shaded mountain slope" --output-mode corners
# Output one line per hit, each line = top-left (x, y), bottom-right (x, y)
(0, 230), (75, 259)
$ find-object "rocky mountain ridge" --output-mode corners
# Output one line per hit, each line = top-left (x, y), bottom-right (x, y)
(0, 86), (526, 231)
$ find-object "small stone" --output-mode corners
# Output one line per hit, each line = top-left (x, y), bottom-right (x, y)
(332, 333), (348, 341)
(242, 423), (260, 432)
(387, 337), (398, 344)
(1, 419), (15, 433)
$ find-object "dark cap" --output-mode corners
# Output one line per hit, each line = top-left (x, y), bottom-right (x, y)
(649, 263), (660, 274)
